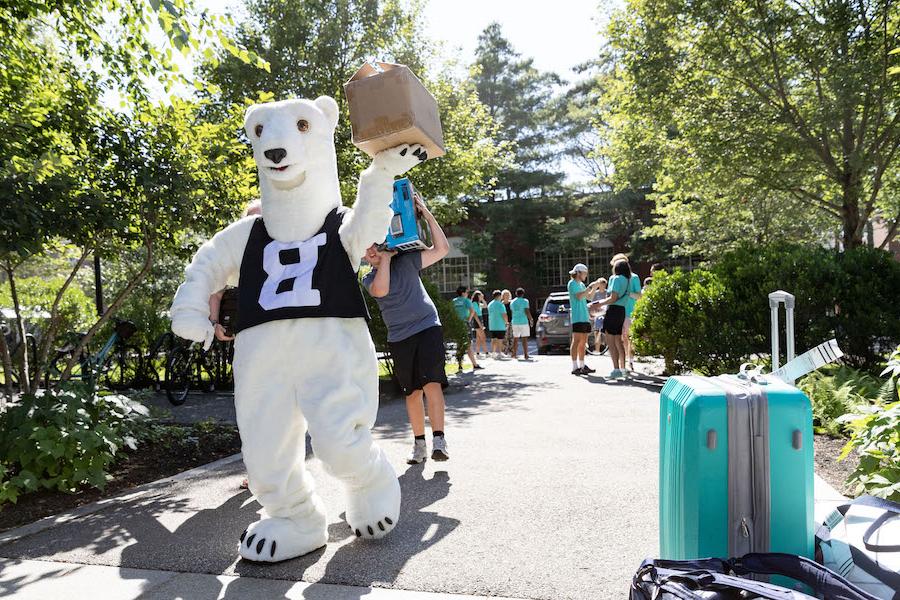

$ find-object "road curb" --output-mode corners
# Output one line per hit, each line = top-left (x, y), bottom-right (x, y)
(0, 453), (244, 546)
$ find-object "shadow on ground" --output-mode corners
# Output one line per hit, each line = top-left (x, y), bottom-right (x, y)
(0, 462), (457, 600)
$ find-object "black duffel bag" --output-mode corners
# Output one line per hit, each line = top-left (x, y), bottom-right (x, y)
(630, 553), (882, 600)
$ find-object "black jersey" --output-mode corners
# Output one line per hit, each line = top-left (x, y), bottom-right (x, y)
(235, 207), (369, 333)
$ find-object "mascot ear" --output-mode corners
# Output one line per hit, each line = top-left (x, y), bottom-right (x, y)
(314, 96), (339, 130)
(244, 104), (260, 132)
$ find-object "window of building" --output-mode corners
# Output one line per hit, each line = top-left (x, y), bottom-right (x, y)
(535, 248), (615, 288)
(422, 256), (471, 293)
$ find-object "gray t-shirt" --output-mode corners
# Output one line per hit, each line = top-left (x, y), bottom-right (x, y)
(362, 251), (441, 342)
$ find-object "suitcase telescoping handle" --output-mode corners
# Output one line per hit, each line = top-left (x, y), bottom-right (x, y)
(768, 291), (796, 374)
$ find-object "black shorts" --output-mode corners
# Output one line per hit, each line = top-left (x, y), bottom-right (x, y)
(602, 305), (626, 336)
(388, 326), (449, 397)
(572, 322), (592, 334)
(490, 330), (506, 340)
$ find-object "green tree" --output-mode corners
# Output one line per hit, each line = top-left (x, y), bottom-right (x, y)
(472, 22), (564, 199)
(199, 0), (508, 219)
(606, 0), (900, 250)
(0, 2), (263, 397)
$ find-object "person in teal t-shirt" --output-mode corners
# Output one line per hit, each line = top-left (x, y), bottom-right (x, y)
(509, 287), (534, 359)
(567, 263), (605, 375)
(487, 289), (509, 359)
(594, 259), (636, 378)
(610, 252), (643, 373)
(451, 286), (483, 372)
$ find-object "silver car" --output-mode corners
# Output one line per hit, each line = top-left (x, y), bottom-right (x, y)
(536, 292), (573, 354)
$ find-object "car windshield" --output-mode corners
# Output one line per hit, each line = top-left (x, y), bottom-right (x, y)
(544, 300), (570, 314)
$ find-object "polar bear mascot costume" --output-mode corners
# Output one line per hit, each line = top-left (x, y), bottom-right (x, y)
(170, 95), (424, 562)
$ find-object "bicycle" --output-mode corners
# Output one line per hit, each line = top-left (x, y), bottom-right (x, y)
(164, 337), (233, 406)
(46, 318), (142, 390)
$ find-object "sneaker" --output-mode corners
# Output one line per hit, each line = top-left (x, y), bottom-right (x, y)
(432, 436), (449, 461)
(582, 365), (596, 374)
(407, 439), (428, 464)
(572, 367), (584, 375)
(609, 368), (622, 379)
(473, 364), (484, 370)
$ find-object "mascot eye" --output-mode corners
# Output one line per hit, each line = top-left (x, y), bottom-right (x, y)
(297, 119), (309, 132)
(254, 124), (263, 137)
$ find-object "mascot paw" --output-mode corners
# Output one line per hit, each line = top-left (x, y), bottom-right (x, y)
(345, 473), (401, 540)
(171, 317), (215, 350)
(372, 143), (427, 176)
(238, 516), (327, 563)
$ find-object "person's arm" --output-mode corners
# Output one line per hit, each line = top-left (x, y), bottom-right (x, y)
(208, 289), (234, 342)
(629, 276), (642, 300)
(469, 305), (483, 328)
(417, 196), (449, 269)
(527, 301), (534, 327)
(575, 279), (601, 300)
(366, 251), (397, 298)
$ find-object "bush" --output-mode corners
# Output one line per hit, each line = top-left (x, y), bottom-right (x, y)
(630, 269), (750, 375)
(798, 366), (875, 437)
(0, 384), (149, 504)
(633, 244), (900, 375)
(0, 275), (94, 339)
(841, 400), (900, 501)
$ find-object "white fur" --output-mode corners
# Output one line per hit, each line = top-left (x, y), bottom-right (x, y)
(171, 96), (421, 562)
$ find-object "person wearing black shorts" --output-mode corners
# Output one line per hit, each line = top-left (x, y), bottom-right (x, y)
(594, 259), (633, 379)
(362, 195), (452, 464)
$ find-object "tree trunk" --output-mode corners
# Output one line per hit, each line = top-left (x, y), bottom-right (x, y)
(841, 177), (864, 249)
(0, 324), (14, 405)
(4, 266), (31, 395)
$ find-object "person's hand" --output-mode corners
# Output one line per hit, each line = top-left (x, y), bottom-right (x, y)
(172, 315), (215, 350)
(414, 195), (433, 220)
(214, 323), (234, 342)
(377, 247), (398, 261)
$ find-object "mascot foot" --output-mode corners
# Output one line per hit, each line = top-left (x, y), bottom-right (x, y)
(346, 472), (401, 540)
(238, 516), (327, 563)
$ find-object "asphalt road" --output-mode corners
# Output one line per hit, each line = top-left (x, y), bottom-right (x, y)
(0, 352), (664, 600)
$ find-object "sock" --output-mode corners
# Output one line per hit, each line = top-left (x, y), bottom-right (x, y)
(433, 431), (444, 438)
(415, 434), (426, 442)
(578, 360), (585, 368)
(573, 361), (579, 370)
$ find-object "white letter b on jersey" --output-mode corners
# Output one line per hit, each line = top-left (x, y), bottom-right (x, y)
(258, 233), (327, 310)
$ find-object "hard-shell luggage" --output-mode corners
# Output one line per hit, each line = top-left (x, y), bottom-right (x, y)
(659, 372), (815, 560)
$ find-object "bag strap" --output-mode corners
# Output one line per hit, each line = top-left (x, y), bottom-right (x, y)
(837, 495), (900, 553)
(658, 570), (798, 599)
(734, 553), (883, 600)
(861, 511), (900, 552)
(838, 494), (900, 516)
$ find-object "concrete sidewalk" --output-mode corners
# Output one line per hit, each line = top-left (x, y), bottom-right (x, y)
(0, 353), (664, 599)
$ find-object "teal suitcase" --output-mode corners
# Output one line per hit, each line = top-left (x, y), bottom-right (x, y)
(659, 374), (814, 561)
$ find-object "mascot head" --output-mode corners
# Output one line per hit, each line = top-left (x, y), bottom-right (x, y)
(243, 96), (340, 191)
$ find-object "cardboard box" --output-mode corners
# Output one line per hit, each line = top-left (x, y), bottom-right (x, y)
(344, 62), (445, 159)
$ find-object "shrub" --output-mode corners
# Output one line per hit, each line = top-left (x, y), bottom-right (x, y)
(630, 269), (749, 375)
(0, 275), (94, 339)
(633, 244), (900, 375)
(798, 368), (871, 437)
(0, 384), (149, 504)
(841, 400), (900, 501)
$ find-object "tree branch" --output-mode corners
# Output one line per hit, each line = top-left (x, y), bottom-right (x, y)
(59, 238), (154, 386)
(36, 247), (91, 386)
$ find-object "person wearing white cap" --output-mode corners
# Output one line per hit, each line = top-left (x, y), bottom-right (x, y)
(567, 263), (605, 375)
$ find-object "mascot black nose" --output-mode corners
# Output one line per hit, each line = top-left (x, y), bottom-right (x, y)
(264, 148), (287, 164)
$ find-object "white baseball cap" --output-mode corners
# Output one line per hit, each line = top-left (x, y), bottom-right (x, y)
(569, 263), (588, 275)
